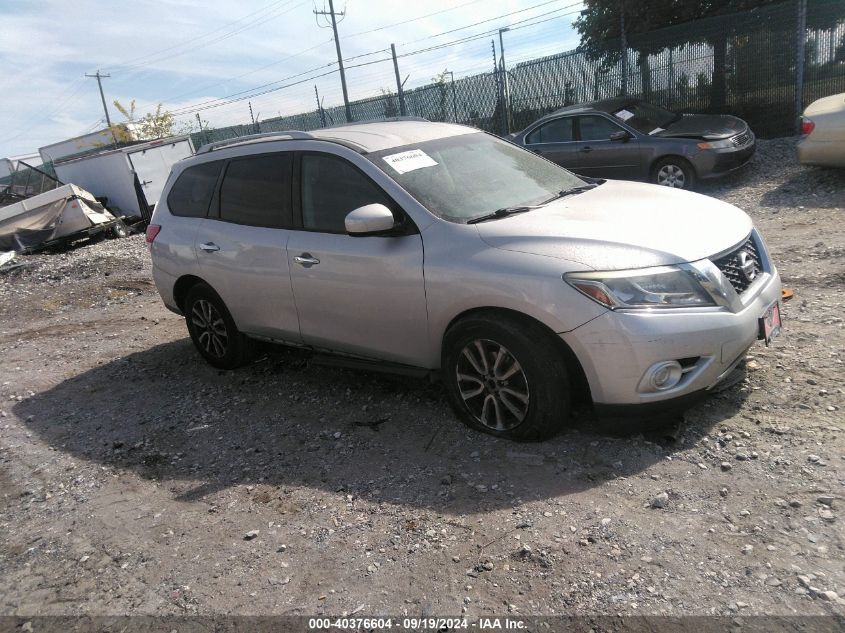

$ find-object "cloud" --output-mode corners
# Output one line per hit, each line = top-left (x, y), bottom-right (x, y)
(0, 0), (582, 157)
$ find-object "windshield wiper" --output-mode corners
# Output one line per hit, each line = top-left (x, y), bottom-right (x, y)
(466, 206), (535, 224)
(542, 183), (599, 203)
(467, 183), (602, 224)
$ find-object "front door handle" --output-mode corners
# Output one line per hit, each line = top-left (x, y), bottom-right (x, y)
(199, 242), (220, 252)
(580, 146), (593, 153)
(294, 253), (320, 267)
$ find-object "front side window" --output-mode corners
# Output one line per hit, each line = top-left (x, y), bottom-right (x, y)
(578, 116), (624, 141)
(219, 153), (292, 228)
(525, 117), (573, 144)
(368, 132), (585, 223)
(167, 161), (222, 217)
(301, 154), (393, 233)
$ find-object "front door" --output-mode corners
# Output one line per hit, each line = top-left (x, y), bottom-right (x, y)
(573, 115), (641, 179)
(193, 152), (301, 341)
(287, 152), (428, 367)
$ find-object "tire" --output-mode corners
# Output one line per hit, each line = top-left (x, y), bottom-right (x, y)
(442, 314), (570, 441)
(184, 283), (252, 369)
(111, 220), (129, 238)
(652, 157), (696, 190)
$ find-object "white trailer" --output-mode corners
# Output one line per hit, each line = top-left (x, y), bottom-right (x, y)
(52, 136), (194, 221)
(38, 125), (135, 164)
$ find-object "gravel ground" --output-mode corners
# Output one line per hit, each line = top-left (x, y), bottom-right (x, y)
(0, 138), (843, 620)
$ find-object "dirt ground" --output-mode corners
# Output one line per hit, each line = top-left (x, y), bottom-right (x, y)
(1, 138), (843, 621)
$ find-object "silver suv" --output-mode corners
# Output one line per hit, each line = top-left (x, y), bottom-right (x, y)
(147, 121), (782, 440)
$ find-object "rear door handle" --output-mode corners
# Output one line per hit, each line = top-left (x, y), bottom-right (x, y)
(294, 253), (320, 267)
(199, 242), (220, 252)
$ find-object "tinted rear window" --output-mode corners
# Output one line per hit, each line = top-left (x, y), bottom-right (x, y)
(220, 153), (292, 228)
(167, 161), (222, 218)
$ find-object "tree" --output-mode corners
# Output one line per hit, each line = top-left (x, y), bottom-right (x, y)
(430, 69), (450, 122)
(379, 88), (399, 118)
(572, 0), (831, 109)
(113, 99), (176, 140)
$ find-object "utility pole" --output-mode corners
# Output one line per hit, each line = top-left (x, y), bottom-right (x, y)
(85, 70), (117, 144)
(795, 0), (807, 134)
(248, 101), (257, 133)
(619, 0), (628, 96)
(390, 44), (408, 117)
(195, 112), (209, 145)
(315, 85), (327, 127)
(498, 27), (511, 134)
(315, 0), (352, 123)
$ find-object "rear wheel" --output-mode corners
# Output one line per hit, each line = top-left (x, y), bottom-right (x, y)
(442, 315), (570, 441)
(652, 157), (696, 190)
(184, 284), (252, 369)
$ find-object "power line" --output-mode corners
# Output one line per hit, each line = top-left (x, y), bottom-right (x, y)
(343, 0), (486, 39)
(133, 38), (334, 113)
(399, 0), (581, 47)
(166, 2), (584, 120)
(108, 0), (302, 72)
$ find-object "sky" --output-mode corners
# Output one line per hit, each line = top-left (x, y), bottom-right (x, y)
(0, 0), (584, 160)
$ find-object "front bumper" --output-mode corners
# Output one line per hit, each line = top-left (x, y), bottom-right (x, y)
(561, 267), (782, 409)
(693, 139), (756, 179)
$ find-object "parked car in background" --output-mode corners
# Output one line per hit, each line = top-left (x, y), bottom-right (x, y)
(509, 98), (756, 190)
(798, 92), (845, 168)
(148, 121), (781, 441)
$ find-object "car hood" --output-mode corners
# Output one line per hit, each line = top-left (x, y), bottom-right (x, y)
(656, 113), (747, 140)
(475, 180), (753, 271)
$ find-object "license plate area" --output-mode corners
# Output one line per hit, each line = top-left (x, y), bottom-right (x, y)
(758, 301), (782, 345)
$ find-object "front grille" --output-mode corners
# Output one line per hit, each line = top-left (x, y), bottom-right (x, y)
(731, 130), (751, 147)
(712, 235), (763, 295)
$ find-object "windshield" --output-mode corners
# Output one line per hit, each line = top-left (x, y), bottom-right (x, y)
(610, 101), (678, 134)
(367, 132), (586, 223)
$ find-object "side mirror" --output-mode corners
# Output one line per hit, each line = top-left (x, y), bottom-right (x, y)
(345, 203), (397, 236)
(610, 130), (631, 142)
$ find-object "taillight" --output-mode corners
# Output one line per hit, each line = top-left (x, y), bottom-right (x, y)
(145, 224), (161, 244)
(801, 118), (815, 136)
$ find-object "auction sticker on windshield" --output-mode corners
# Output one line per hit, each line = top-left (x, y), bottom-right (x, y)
(382, 149), (438, 174)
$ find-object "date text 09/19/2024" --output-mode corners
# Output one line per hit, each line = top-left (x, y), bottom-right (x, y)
(307, 617), (527, 630)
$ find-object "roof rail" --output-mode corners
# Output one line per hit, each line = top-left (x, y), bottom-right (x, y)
(323, 116), (429, 129)
(196, 130), (315, 154)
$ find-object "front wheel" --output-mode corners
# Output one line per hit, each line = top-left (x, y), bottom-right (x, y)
(184, 284), (252, 369)
(652, 157), (696, 190)
(442, 315), (570, 441)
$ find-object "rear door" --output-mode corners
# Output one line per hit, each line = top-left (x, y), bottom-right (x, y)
(522, 117), (579, 169)
(193, 152), (301, 341)
(128, 140), (194, 207)
(286, 151), (429, 367)
(574, 115), (641, 178)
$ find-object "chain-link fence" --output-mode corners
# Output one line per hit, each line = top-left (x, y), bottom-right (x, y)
(0, 161), (62, 207)
(192, 0), (845, 149)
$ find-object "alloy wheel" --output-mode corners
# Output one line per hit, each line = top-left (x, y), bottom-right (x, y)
(191, 299), (229, 358)
(456, 339), (530, 431)
(657, 164), (686, 188)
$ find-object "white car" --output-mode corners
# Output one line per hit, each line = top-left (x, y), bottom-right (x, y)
(798, 92), (845, 168)
(147, 121), (782, 440)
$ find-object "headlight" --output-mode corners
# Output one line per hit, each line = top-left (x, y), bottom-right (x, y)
(564, 265), (716, 309)
(697, 138), (734, 149)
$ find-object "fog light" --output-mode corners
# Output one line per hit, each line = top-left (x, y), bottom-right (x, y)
(643, 361), (683, 392)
